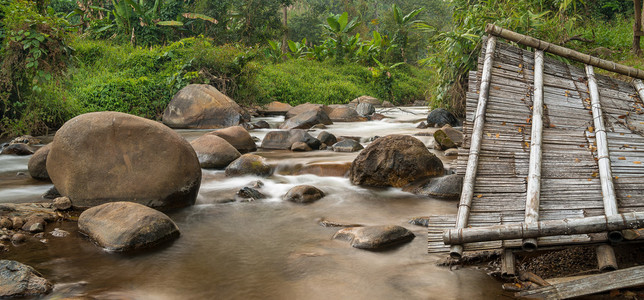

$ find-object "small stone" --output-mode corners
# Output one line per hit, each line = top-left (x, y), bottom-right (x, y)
(50, 228), (70, 238)
(332, 139), (364, 152)
(333, 225), (415, 250)
(34, 233), (45, 239)
(317, 131), (337, 146)
(0, 235), (10, 241)
(22, 216), (46, 233)
(291, 142), (313, 152)
(284, 185), (325, 204)
(52, 196), (72, 211)
(0, 217), (11, 229)
(10, 217), (24, 229)
(356, 102), (375, 116)
(417, 122), (428, 129)
(236, 187), (266, 201)
(11, 233), (26, 243)
(253, 120), (270, 129)
(444, 148), (459, 156)
(28, 223), (44, 233)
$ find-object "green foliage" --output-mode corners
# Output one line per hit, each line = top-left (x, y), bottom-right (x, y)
(322, 12), (361, 62)
(265, 40), (286, 63)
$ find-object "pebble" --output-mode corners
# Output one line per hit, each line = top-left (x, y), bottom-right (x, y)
(0, 235), (10, 241)
(11, 233), (26, 244)
(34, 232), (45, 239)
(0, 217), (11, 229)
(11, 217), (24, 229)
(53, 196), (72, 210)
(50, 228), (70, 238)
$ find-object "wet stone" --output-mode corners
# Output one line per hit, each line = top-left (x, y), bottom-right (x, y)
(291, 142), (313, 152)
(22, 216), (46, 233)
(52, 196), (72, 211)
(11, 233), (26, 244)
(0, 260), (52, 298)
(50, 228), (69, 238)
(10, 217), (24, 230)
(444, 148), (459, 156)
(332, 139), (363, 152)
(333, 225), (415, 250)
(284, 185), (325, 204)
(0, 217), (11, 229)
(236, 187), (266, 201)
(0, 235), (10, 241)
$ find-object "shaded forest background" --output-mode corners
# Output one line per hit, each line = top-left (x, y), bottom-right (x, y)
(0, 0), (638, 137)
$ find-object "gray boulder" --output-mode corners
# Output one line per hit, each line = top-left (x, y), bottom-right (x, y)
(333, 225), (415, 249)
(403, 175), (463, 200)
(28, 143), (51, 180)
(328, 107), (365, 122)
(348, 96), (382, 108)
(190, 135), (241, 169)
(225, 154), (272, 177)
(427, 108), (460, 127)
(1, 143), (34, 155)
(284, 185), (325, 204)
(317, 131), (337, 146)
(236, 187), (266, 201)
(280, 109), (333, 130)
(0, 260), (52, 298)
(261, 129), (320, 150)
(162, 84), (249, 129)
(332, 139), (364, 152)
(78, 202), (180, 251)
(260, 101), (292, 116)
(356, 102), (375, 116)
(285, 103), (333, 119)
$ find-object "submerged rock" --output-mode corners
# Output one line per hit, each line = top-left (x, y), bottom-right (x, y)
(332, 139), (363, 152)
(426, 108), (460, 127)
(46, 111), (201, 210)
(225, 154), (272, 177)
(284, 185), (325, 204)
(0, 260), (52, 298)
(291, 142), (312, 152)
(162, 84), (248, 129)
(349, 135), (444, 187)
(78, 202), (180, 252)
(1, 144), (35, 155)
(236, 187), (266, 201)
(209, 126), (257, 153)
(28, 144), (51, 180)
(333, 225), (415, 250)
(190, 135), (241, 169)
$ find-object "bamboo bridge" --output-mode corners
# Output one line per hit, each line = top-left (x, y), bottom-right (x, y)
(427, 25), (644, 298)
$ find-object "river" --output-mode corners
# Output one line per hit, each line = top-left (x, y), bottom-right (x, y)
(0, 107), (505, 299)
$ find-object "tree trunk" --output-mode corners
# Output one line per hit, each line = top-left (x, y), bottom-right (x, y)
(281, 6), (288, 53)
(634, 0), (642, 55)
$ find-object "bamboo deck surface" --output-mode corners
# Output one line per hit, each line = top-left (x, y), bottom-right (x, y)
(428, 40), (644, 253)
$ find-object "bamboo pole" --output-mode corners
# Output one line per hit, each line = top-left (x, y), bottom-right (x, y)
(450, 35), (497, 259)
(502, 249), (516, 277)
(596, 245), (618, 272)
(586, 65), (622, 244)
(633, 79), (644, 104)
(485, 24), (644, 80)
(523, 50), (545, 252)
(442, 212), (644, 245)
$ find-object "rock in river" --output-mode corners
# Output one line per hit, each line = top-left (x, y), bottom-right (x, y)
(191, 135), (241, 169)
(162, 84), (249, 129)
(284, 185), (325, 204)
(403, 175), (463, 200)
(332, 139), (363, 152)
(280, 109), (333, 130)
(209, 125), (257, 153)
(46, 111), (202, 211)
(426, 108), (460, 127)
(225, 154), (272, 177)
(433, 125), (463, 150)
(0, 260), (52, 298)
(261, 129), (321, 150)
(1, 143), (34, 155)
(349, 135), (444, 187)
(328, 106), (365, 122)
(333, 225), (415, 250)
(28, 143), (51, 180)
(78, 201), (180, 252)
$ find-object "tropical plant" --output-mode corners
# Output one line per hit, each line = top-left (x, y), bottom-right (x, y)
(265, 40), (286, 63)
(390, 4), (425, 62)
(370, 57), (405, 104)
(322, 11), (360, 62)
(287, 38), (309, 59)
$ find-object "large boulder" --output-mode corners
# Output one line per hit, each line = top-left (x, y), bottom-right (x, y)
(28, 144), (51, 180)
(403, 175), (463, 200)
(333, 225), (415, 250)
(433, 125), (463, 150)
(162, 84), (249, 129)
(78, 202), (180, 252)
(190, 135), (241, 169)
(209, 126), (257, 153)
(260, 101), (292, 115)
(0, 260), (52, 298)
(261, 129), (321, 150)
(348, 96), (382, 108)
(285, 103), (333, 119)
(328, 107), (365, 122)
(225, 154), (272, 177)
(356, 103), (375, 116)
(46, 112), (201, 211)
(280, 109), (333, 130)
(283, 185), (325, 204)
(426, 108), (460, 127)
(349, 135), (444, 187)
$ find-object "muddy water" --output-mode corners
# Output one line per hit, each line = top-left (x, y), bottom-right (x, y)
(0, 107), (504, 299)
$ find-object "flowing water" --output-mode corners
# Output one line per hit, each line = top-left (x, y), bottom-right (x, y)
(0, 107), (505, 299)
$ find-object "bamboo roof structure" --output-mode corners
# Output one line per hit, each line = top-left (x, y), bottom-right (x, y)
(428, 26), (644, 258)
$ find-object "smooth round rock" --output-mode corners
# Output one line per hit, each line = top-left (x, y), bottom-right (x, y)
(317, 131), (337, 146)
(444, 148), (459, 156)
(427, 108), (460, 127)
(78, 201), (180, 252)
(209, 126), (257, 153)
(10, 217), (23, 230)
(28, 143), (51, 180)
(284, 185), (325, 204)
(349, 135), (444, 187)
(328, 107), (364, 122)
(52, 196), (72, 211)
(46, 111), (201, 210)
(225, 154), (272, 177)
(190, 135), (241, 169)
(285, 103), (333, 119)
(0, 260), (52, 297)
(332, 139), (364, 152)
(280, 109), (333, 130)
(162, 84), (248, 129)
(333, 225), (415, 249)
(261, 129), (320, 150)
(11, 234), (26, 244)
(0, 218), (11, 229)
(22, 216), (45, 233)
